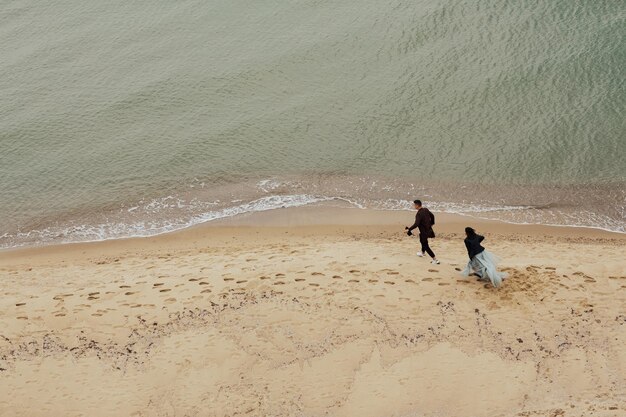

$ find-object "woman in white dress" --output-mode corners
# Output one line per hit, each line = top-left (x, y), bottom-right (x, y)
(462, 227), (507, 288)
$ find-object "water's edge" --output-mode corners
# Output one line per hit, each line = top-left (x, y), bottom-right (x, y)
(1, 191), (623, 252)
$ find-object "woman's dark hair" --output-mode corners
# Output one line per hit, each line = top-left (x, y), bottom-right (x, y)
(465, 227), (476, 237)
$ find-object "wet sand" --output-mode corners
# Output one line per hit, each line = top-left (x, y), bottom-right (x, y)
(1, 207), (625, 416)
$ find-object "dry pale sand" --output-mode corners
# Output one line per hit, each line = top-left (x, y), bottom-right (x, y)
(0, 207), (625, 417)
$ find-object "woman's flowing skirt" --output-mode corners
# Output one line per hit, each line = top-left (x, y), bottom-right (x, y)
(462, 250), (508, 288)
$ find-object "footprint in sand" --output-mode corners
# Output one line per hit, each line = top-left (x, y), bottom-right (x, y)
(384, 281), (395, 285)
(87, 296), (99, 300)
(311, 272), (325, 276)
(260, 276), (271, 280)
(54, 294), (74, 300)
(438, 282), (450, 286)
(17, 316), (28, 320)
(405, 279), (415, 283)
(153, 283), (164, 287)
(119, 285), (131, 289)
(188, 278), (199, 282)
(295, 278), (306, 282)
(386, 271), (399, 275)
(332, 275), (343, 279)
(201, 289), (212, 293)
(309, 283), (320, 287)
(124, 292), (135, 296)
(236, 280), (247, 284)
(273, 281), (285, 285)
(368, 279), (378, 283)
(159, 289), (171, 292)
(454, 268), (462, 272)
(199, 282), (210, 285)
(422, 277), (433, 282)
(165, 298), (176, 303)
(348, 279), (360, 283)
(349, 270), (360, 274)
(15, 303), (26, 307)
(223, 277), (234, 281)
(275, 273), (286, 277)
(428, 269), (439, 273)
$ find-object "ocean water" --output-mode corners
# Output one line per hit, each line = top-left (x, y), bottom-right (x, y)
(1, 0), (625, 248)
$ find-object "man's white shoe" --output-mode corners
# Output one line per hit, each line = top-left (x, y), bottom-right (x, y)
(416, 252), (425, 257)
(431, 259), (440, 265)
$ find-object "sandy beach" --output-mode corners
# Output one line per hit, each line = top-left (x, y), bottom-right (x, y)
(1, 207), (625, 417)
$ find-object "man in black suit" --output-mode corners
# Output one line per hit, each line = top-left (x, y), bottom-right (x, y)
(405, 199), (440, 265)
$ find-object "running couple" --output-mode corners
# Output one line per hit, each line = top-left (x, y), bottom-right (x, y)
(405, 199), (507, 287)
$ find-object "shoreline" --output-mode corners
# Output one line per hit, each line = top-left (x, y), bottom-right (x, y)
(2, 206), (624, 263)
(2, 177), (625, 252)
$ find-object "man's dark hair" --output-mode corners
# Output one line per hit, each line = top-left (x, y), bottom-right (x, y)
(465, 227), (476, 237)
(413, 199), (422, 206)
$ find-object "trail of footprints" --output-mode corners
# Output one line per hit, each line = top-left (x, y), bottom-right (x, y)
(13, 251), (621, 326)
(18, 266), (420, 320)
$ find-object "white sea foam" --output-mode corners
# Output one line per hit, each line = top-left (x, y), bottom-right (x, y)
(1, 192), (623, 250)
(257, 179), (284, 193)
(365, 198), (533, 213)
(1, 194), (331, 249)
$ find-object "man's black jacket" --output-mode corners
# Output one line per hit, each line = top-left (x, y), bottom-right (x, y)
(408, 208), (435, 238)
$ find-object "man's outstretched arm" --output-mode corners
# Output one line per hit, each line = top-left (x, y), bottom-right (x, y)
(406, 213), (420, 233)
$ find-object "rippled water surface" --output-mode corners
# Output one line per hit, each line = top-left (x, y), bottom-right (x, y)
(1, 0), (624, 247)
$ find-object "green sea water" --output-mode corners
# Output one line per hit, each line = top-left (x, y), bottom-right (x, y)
(1, 0), (625, 247)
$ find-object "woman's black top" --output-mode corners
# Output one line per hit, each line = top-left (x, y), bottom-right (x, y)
(464, 235), (485, 259)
